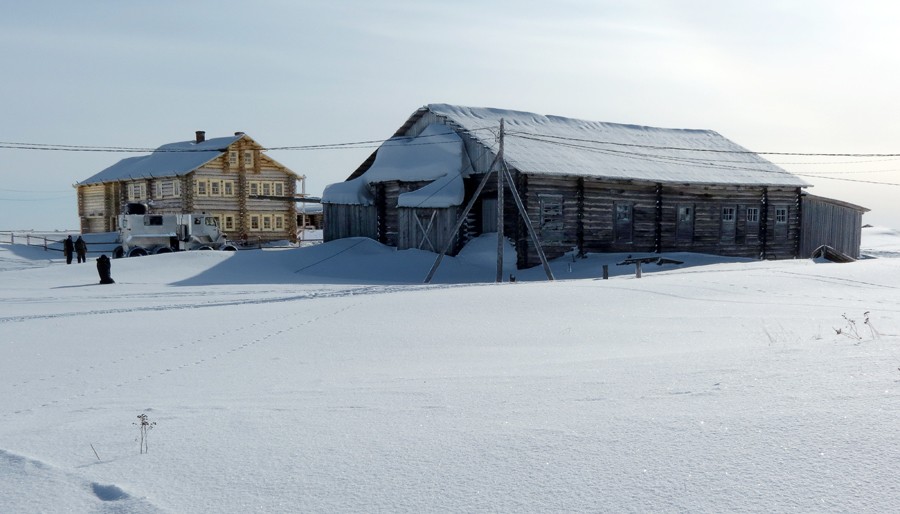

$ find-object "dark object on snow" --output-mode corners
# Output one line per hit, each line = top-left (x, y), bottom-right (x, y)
(97, 254), (115, 284)
(75, 236), (88, 263)
(616, 255), (684, 278)
(64, 235), (75, 265)
(811, 245), (856, 263)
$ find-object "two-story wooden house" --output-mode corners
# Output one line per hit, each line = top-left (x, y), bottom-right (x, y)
(76, 131), (302, 244)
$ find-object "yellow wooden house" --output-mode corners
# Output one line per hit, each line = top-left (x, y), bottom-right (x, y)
(76, 131), (303, 243)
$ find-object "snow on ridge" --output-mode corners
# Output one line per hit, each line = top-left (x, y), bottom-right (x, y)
(78, 135), (243, 185)
(322, 124), (466, 207)
(428, 103), (807, 187)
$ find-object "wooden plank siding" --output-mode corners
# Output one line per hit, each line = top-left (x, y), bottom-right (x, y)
(397, 207), (460, 253)
(799, 195), (866, 259)
(323, 204), (377, 240)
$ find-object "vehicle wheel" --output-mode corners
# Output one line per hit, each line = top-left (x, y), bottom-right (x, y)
(197, 246), (213, 251)
(222, 245), (238, 252)
(128, 247), (148, 257)
(155, 247), (173, 254)
(113, 246), (125, 259)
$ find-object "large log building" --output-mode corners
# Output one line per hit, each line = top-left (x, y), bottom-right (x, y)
(322, 104), (866, 267)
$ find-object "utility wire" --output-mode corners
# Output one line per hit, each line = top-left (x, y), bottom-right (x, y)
(511, 133), (900, 187)
(1, 124), (899, 158)
(504, 130), (900, 158)
(4, 126), (900, 188)
(0, 128), (495, 154)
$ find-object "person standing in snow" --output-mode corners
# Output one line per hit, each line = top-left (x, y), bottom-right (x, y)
(63, 235), (75, 265)
(96, 254), (115, 284)
(74, 236), (88, 263)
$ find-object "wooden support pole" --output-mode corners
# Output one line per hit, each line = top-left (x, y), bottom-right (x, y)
(496, 119), (505, 283)
(502, 165), (554, 281)
(423, 153), (502, 284)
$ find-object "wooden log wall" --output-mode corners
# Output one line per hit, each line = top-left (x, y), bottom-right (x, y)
(77, 184), (106, 233)
(499, 174), (803, 268)
(659, 184), (769, 257)
(763, 188), (802, 260)
(377, 182), (400, 247)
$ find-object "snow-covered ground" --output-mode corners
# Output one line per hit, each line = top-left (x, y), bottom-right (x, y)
(2, 228), (899, 513)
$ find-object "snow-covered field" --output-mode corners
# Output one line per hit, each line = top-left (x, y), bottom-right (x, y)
(2, 228), (900, 513)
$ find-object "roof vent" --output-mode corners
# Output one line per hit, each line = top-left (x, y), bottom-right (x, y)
(195, 130), (206, 143)
(234, 131), (245, 136)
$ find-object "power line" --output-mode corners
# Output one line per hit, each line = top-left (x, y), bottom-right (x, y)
(1, 125), (899, 157)
(0, 187), (73, 193)
(0, 128), (496, 154)
(787, 174), (900, 187)
(4, 127), (900, 189)
(507, 132), (900, 187)
(504, 130), (900, 158)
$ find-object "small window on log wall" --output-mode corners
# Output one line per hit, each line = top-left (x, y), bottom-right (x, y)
(615, 203), (633, 243)
(774, 206), (789, 240)
(539, 194), (564, 243)
(721, 206), (736, 241)
(676, 204), (694, 243)
(746, 207), (760, 242)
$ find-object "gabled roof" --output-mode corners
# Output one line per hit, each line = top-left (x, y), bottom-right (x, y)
(416, 104), (808, 187)
(78, 135), (243, 185)
(323, 124), (466, 207)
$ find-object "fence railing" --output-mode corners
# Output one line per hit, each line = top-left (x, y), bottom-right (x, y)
(0, 232), (87, 252)
(0, 231), (322, 253)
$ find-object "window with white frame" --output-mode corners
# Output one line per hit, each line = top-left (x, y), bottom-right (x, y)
(243, 151), (253, 166)
(722, 207), (736, 222)
(224, 215), (235, 231)
(262, 215), (272, 230)
(128, 183), (146, 201)
(157, 180), (176, 198)
(210, 180), (221, 196)
(746, 207), (760, 223)
(196, 180), (208, 196)
(274, 182), (284, 196)
(223, 180), (234, 196)
(274, 214), (284, 230)
(229, 151), (238, 167)
(262, 182), (271, 196)
(250, 215), (260, 231)
(249, 182), (259, 196)
(775, 207), (788, 223)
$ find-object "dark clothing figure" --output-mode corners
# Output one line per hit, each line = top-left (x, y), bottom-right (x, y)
(63, 235), (74, 265)
(96, 254), (115, 284)
(74, 236), (87, 263)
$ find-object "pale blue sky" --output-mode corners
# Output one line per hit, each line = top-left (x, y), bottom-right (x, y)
(2, 0), (899, 230)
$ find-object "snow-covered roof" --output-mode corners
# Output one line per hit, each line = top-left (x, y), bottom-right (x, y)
(427, 104), (808, 187)
(322, 124), (466, 207)
(78, 135), (243, 185)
